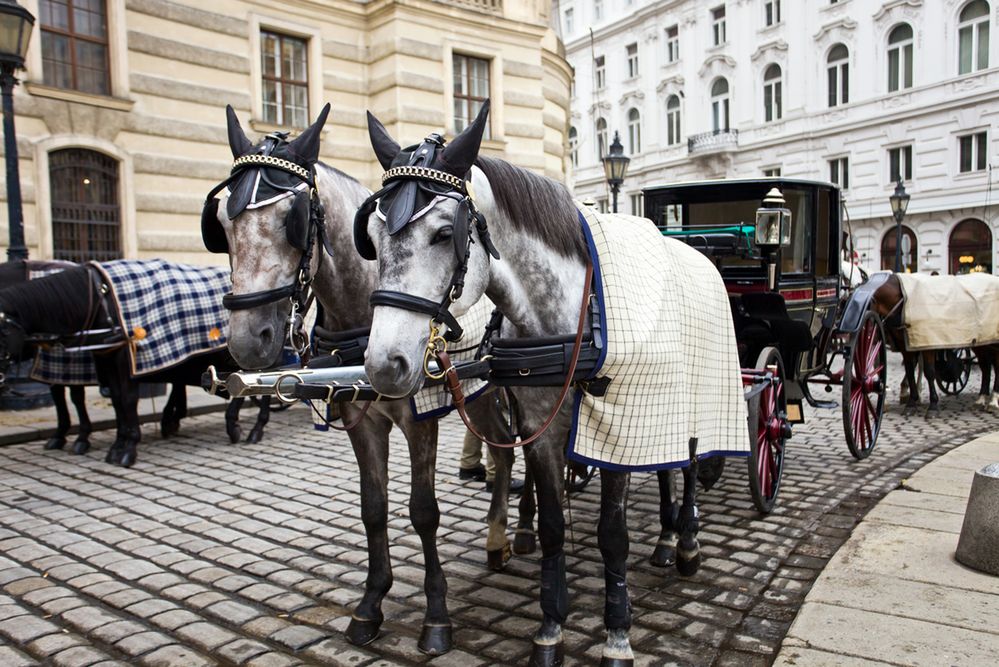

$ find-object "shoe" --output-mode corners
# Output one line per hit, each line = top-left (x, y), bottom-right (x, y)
(485, 478), (525, 496)
(458, 464), (487, 482)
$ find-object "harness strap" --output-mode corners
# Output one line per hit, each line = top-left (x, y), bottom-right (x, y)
(223, 284), (296, 310)
(370, 290), (464, 341)
(437, 262), (594, 449)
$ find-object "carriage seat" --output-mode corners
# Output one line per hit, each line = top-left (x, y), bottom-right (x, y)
(739, 292), (813, 354)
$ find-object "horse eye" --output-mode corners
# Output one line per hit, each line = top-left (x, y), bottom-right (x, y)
(431, 226), (453, 245)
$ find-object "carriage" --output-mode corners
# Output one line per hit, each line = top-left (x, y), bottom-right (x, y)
(644, 178), (888, 512)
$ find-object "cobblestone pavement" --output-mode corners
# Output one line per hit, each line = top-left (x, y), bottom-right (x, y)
(0, 359), (995, 666)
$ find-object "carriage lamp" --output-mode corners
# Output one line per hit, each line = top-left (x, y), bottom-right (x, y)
(602, 132), (630, 214)
(0, 0), (34, 261)
(756, 188), (791, 290)
(889, 180), (910, 273)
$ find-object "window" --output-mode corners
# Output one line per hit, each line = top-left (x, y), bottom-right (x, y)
(829, 157), (849, 188)
(763, 64), (782, 122)
(453, 54), (491, 139)
(765, 0), (781, 26)
(627, 108), (641, 153)
(595, 0), (603, 21)
(763, 166), (782, 177)
(666, 95), (681, 146)
(630, 193), (644, 217)
(711, 77), (730, 132)
(596, 117), (608, 159)
(595, 55), (606, 89)
(950, 219), (992, 273)
(712, 6), (727, 46)
(40, 0), (111, 95)
(887, 23), (914, 92)
(959, 131), (988, 172)
(827, 44), (849, 107)
(626, 43), (639, 78)
(959, 1), (990, 74)
(889, 145), (913, 182)
(568, 127), (578, 167)
(49, 149), (121, 262)
(881, 226), (918, 273)
(564, 7), (574, 34)
(666, 25), (679, 63)
(597, 198), (609, 214)
(261, 31), (309, 128)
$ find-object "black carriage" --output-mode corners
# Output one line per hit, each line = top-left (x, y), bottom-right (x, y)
(644, 178), (887, 513)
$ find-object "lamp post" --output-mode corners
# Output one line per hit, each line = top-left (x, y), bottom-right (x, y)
(0, 0), (34, 262)
(601, 131), (630, 213)
(889, 179), (910, 273)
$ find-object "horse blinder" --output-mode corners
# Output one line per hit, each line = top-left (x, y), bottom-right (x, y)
(286, 189), (311, 251)
(201, 199), (228, 253)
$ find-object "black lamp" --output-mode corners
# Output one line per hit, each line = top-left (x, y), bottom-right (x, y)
(756, 187), (791, 290)
(601, 131), (630, 213)
(889, 179), (910, 273)
(0, 0), (34, 261)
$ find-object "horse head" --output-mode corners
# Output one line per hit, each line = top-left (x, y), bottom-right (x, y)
(357, 101), (496, 397)
(203, 104), (334, 370)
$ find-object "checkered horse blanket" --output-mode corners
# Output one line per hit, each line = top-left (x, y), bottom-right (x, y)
(32, 260), (230, 382)
(25, 262), (99, 386)
(568, 206), (749, 471)
(899, 272), (999, 351)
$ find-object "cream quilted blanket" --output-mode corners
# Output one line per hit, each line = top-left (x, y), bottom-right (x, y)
(899, 273), (999, 350)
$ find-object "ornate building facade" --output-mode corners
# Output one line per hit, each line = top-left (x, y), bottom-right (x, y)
(1, 0), (571, 263)
(563, 0), (998, 275)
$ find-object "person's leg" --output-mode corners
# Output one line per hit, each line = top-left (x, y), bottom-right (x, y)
(458, 431), (487, 480)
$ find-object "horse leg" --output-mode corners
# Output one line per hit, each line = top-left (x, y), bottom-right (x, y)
(344, 406), (393, 647)
(975, 347), (990, 407)
(990, 350), (999, 411)
(96, 356), (125, 463)
(225, 397), (244, 443)
(599, 470), (634, 666)
(117, 377), (142, 467)
(676, 441), (701, 577)
(246, 396), (270, 444)
(466, 391), (517, 569)
(901, 353), (920, 416)
(160, 384), (180, 438)
(650, 469), (680, 567)
(400, 415), (452, 655)
(70, 385), (91, 454)
(923, 351), (940, 416)
(45, 385), (70, 450)
(514, 464), (537, 555)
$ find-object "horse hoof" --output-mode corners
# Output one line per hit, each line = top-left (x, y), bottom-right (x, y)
(528, 642), (564, 667)
(104, 448), (120, 464)
(487, 544), (512, 571)
(44, 437), (66, 451)
(600, 658), (634, 667)
(119, 451), (136, 468)
(513, 531), (536, 555)
(160, 421), (180, 438)
(72, 439), (91, 455)
(245, 427), (264, 444)
(676, 550), (701, 577)
(649, 543), (676, 568)
(417, 624), (452, 656)
(227, 425), (242, 444)
(345, 617), (382, 647)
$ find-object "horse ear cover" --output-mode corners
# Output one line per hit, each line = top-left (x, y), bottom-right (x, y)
(201, 199), (228, 253)
(440, 99), (490, 178)
(225, 105), (254, 158)
(367, 111), (402, 171)
(289, 103), (331, 165)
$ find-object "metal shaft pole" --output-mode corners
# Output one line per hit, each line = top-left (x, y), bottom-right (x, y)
(894, 216), (902, 273)
(2, 63), (26, 261)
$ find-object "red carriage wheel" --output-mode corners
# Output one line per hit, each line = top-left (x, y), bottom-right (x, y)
(842, 310), (887, 460)
(747, 346), (788, 514)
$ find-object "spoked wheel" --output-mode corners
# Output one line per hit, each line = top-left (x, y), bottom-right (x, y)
(747, 346), (789, 514)
(935, 348), (973, 395)
(568, 464), (597, 493)
(842, 310), (887, 460)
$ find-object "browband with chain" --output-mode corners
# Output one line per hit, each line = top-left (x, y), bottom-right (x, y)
(382, 165), (465, 192)
(232, 154), (312, 182)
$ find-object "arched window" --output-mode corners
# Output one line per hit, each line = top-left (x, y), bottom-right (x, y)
(959, 1), (990, 74)
(763, 64), (782, 122)
(887, 23), (914, 92)
(568, 127), (578, 167)
(950, 218), (993, 274)
(49, 149), (121, 262)
(827, 44), (849, 107)
(881, 225), (918, 273)
(711, 77), (730, 132)
(627, 108), (641, 153)
(666, 95), (681, 146)
(596, 117), (608, 159)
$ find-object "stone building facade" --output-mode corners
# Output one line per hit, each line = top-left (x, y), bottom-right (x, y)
(1, 0), (571, 264)
(563, 0), (998, 275)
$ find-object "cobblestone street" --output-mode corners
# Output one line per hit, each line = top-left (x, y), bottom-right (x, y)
(0, 362), (995, 667)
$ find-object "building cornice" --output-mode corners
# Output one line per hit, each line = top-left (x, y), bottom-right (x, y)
(750, 39), (788, 64)
(813, 18), (858, 43)
(872, 0), (923, 25)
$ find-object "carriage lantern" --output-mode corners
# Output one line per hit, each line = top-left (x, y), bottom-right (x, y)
(756, 187), (791, 290)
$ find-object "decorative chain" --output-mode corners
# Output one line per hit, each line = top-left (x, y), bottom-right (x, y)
(382, 166), (465, 191)
(232, 154), (311, 181)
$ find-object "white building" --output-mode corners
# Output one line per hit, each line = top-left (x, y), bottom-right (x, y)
(562, 0), (999, 275)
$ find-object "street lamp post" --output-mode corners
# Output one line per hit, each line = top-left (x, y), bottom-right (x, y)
(601, 131), (630, 213)
(889, 179), (910, 273)
(0, 0), (35, 262)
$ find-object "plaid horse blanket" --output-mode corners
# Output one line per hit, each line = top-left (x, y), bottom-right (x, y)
(568, 206), (749, 471)
(32, 260), (229, 382)
(27, 262), (99, 385)
(899, 273), (999, 350)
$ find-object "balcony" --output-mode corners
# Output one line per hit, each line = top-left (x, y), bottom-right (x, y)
(688, 129), (739, 155)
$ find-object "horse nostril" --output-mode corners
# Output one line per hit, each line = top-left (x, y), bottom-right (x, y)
(260, 326), (274, 348)
(389, 353), (410, 380)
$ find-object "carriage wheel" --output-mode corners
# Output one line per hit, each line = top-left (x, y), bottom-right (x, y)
(568, 465), (597, 493)
(747, 346), (788, 514)
(842, 310), (887, 461)
(935, 348), (973, 396)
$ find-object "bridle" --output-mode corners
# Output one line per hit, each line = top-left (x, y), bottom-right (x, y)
(203, 134), (334, 355)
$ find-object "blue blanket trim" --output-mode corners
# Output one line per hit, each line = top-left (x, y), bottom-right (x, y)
(569, 448), (749, 473)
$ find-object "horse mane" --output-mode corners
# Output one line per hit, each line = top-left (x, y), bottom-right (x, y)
(316, 161), (369, 200)
(0, 266), (95, 334)
(474, 156), (588, 261)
